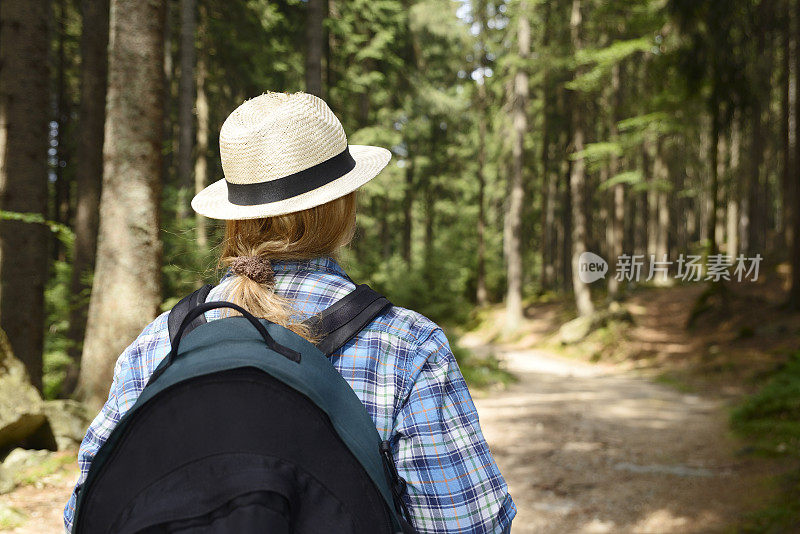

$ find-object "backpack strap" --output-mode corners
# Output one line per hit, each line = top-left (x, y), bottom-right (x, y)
(168, 283), (391, 356)
(311, 284), (392, 356)
(167, 284), (214, 344)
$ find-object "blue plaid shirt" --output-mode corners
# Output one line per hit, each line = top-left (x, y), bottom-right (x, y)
(64, 257), (515, 533)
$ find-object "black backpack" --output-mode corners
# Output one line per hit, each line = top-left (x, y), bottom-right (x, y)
(72, 284), (417, 534)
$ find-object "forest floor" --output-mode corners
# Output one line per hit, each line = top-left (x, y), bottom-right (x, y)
(1, 277), (798, 533)
(0, 450), (77, 533)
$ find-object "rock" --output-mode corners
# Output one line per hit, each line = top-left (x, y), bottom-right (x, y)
(0, 464), (14, 494)
(0, 329), (56, 453)
(43, 400), (91, 450)
(559, 315), (595, 344)
(1, 448), (54, 489)
(2, 448), (52, 474)
(558, 306), (634, 345)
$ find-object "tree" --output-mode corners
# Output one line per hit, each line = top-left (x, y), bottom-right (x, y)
(176, 0), (196, 220)
(63, 0), (111, 396)
(78, 0), (166, 408)
(792, 0), (800, 309)
(305, 0), (325, 96)
(607, 62), (624, 299)
(53, 0), (75, 262)
(194, 4), (209, 248)
(568, 0), (594, 317)
(0, 0), (52, 390)
(473, 0), (491, 306)
(505, 1), (530, 330)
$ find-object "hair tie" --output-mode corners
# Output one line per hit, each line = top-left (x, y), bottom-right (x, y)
(231, 255), (274, 284)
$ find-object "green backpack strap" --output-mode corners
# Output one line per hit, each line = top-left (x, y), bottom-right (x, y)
(168, 283), (393, 356)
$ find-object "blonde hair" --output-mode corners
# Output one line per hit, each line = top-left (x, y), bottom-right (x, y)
(219, 192), (357, 340)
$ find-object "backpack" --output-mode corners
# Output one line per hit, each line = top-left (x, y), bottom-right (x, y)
(72, 284), (417, 534)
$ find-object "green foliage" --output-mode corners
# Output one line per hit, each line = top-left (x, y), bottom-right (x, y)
(571, 141), (623, 167)
(43, 261), (73, 399)
(599, 170), (643, 190)
(160, 185), (225, 309)
(0, 211), (74, 248)
(734, 352), (800, 534)
(449, 339), (515, 390)
(731, 353), (800, 456)
(568, 37), (654, 92)
(737, 469), (800, 534)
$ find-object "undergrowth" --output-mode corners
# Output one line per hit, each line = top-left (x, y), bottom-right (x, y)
(732, 352), (800, 533)
(450, 339), (515, 390)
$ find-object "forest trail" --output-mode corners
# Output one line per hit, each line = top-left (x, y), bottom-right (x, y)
(471, 344), (777, 533)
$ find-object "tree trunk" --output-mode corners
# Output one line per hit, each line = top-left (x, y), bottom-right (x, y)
(749, 27), (770, 255)
(78, 0), (166, 408)
(194, 17), (208, 248)
(505, 2), (530, 330)
(645, 138), (657, 257)
(747, 102), (764, 256)
(715, 131), (727, 249)
(559, 88), (573, 293)
(569, 0), (593, 317)
(0, 0), (51, 390)
(791, 0), (800, 308)
(424, 122), (439, 273)
(539, 0), (554, 292)
(402, 158), (414, 265)
(707, 101), (720, 257)
(162, 0), (175, 184)
(305, 0), (325, 97)
(727, 118), (741, 259)
(63, 0), (110, 396)
(54, 0), (72, 262)
(176, 0), (196, 220)
(674, 138), (688, 254)
(476, 86), (488, 305)
(654, 138), (669, 263)
(607, 63), (623, 300)
(541, 143), (555, 290)
(782, 10), (795, 252)
(475, 0), (489, 306)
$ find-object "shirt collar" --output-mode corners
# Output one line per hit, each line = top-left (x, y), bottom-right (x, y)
(219, 256), (348, 282)
(271, 256), (348, 277)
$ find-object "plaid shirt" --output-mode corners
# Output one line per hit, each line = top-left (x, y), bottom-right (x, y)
(64, 257), (515, 533)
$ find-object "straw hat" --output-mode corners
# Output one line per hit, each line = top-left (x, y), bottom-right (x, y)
(191, 92), (391, 220)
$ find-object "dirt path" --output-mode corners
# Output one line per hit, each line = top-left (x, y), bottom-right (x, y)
(0, 453), (77, 533)
(471, 345), (778, 534)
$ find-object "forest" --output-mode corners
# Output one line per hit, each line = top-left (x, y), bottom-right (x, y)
(2, 0), (800, 532)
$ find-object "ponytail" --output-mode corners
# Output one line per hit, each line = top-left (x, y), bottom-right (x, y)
(218, 192), (357, 341)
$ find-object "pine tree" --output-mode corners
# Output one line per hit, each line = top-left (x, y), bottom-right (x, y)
(505, 0), (530, 329)
(0, 0), (52, 389)
(78, 0), (166, 407)
(63, 0), (111, 396)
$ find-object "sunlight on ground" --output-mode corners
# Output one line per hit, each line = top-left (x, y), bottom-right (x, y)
(473, 346), (773, 534)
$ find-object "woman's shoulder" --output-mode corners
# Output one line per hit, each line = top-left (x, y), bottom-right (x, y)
(369, 303), (452, 367)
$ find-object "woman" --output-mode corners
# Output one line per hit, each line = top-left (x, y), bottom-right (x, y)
(64, 92), (515, 533)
